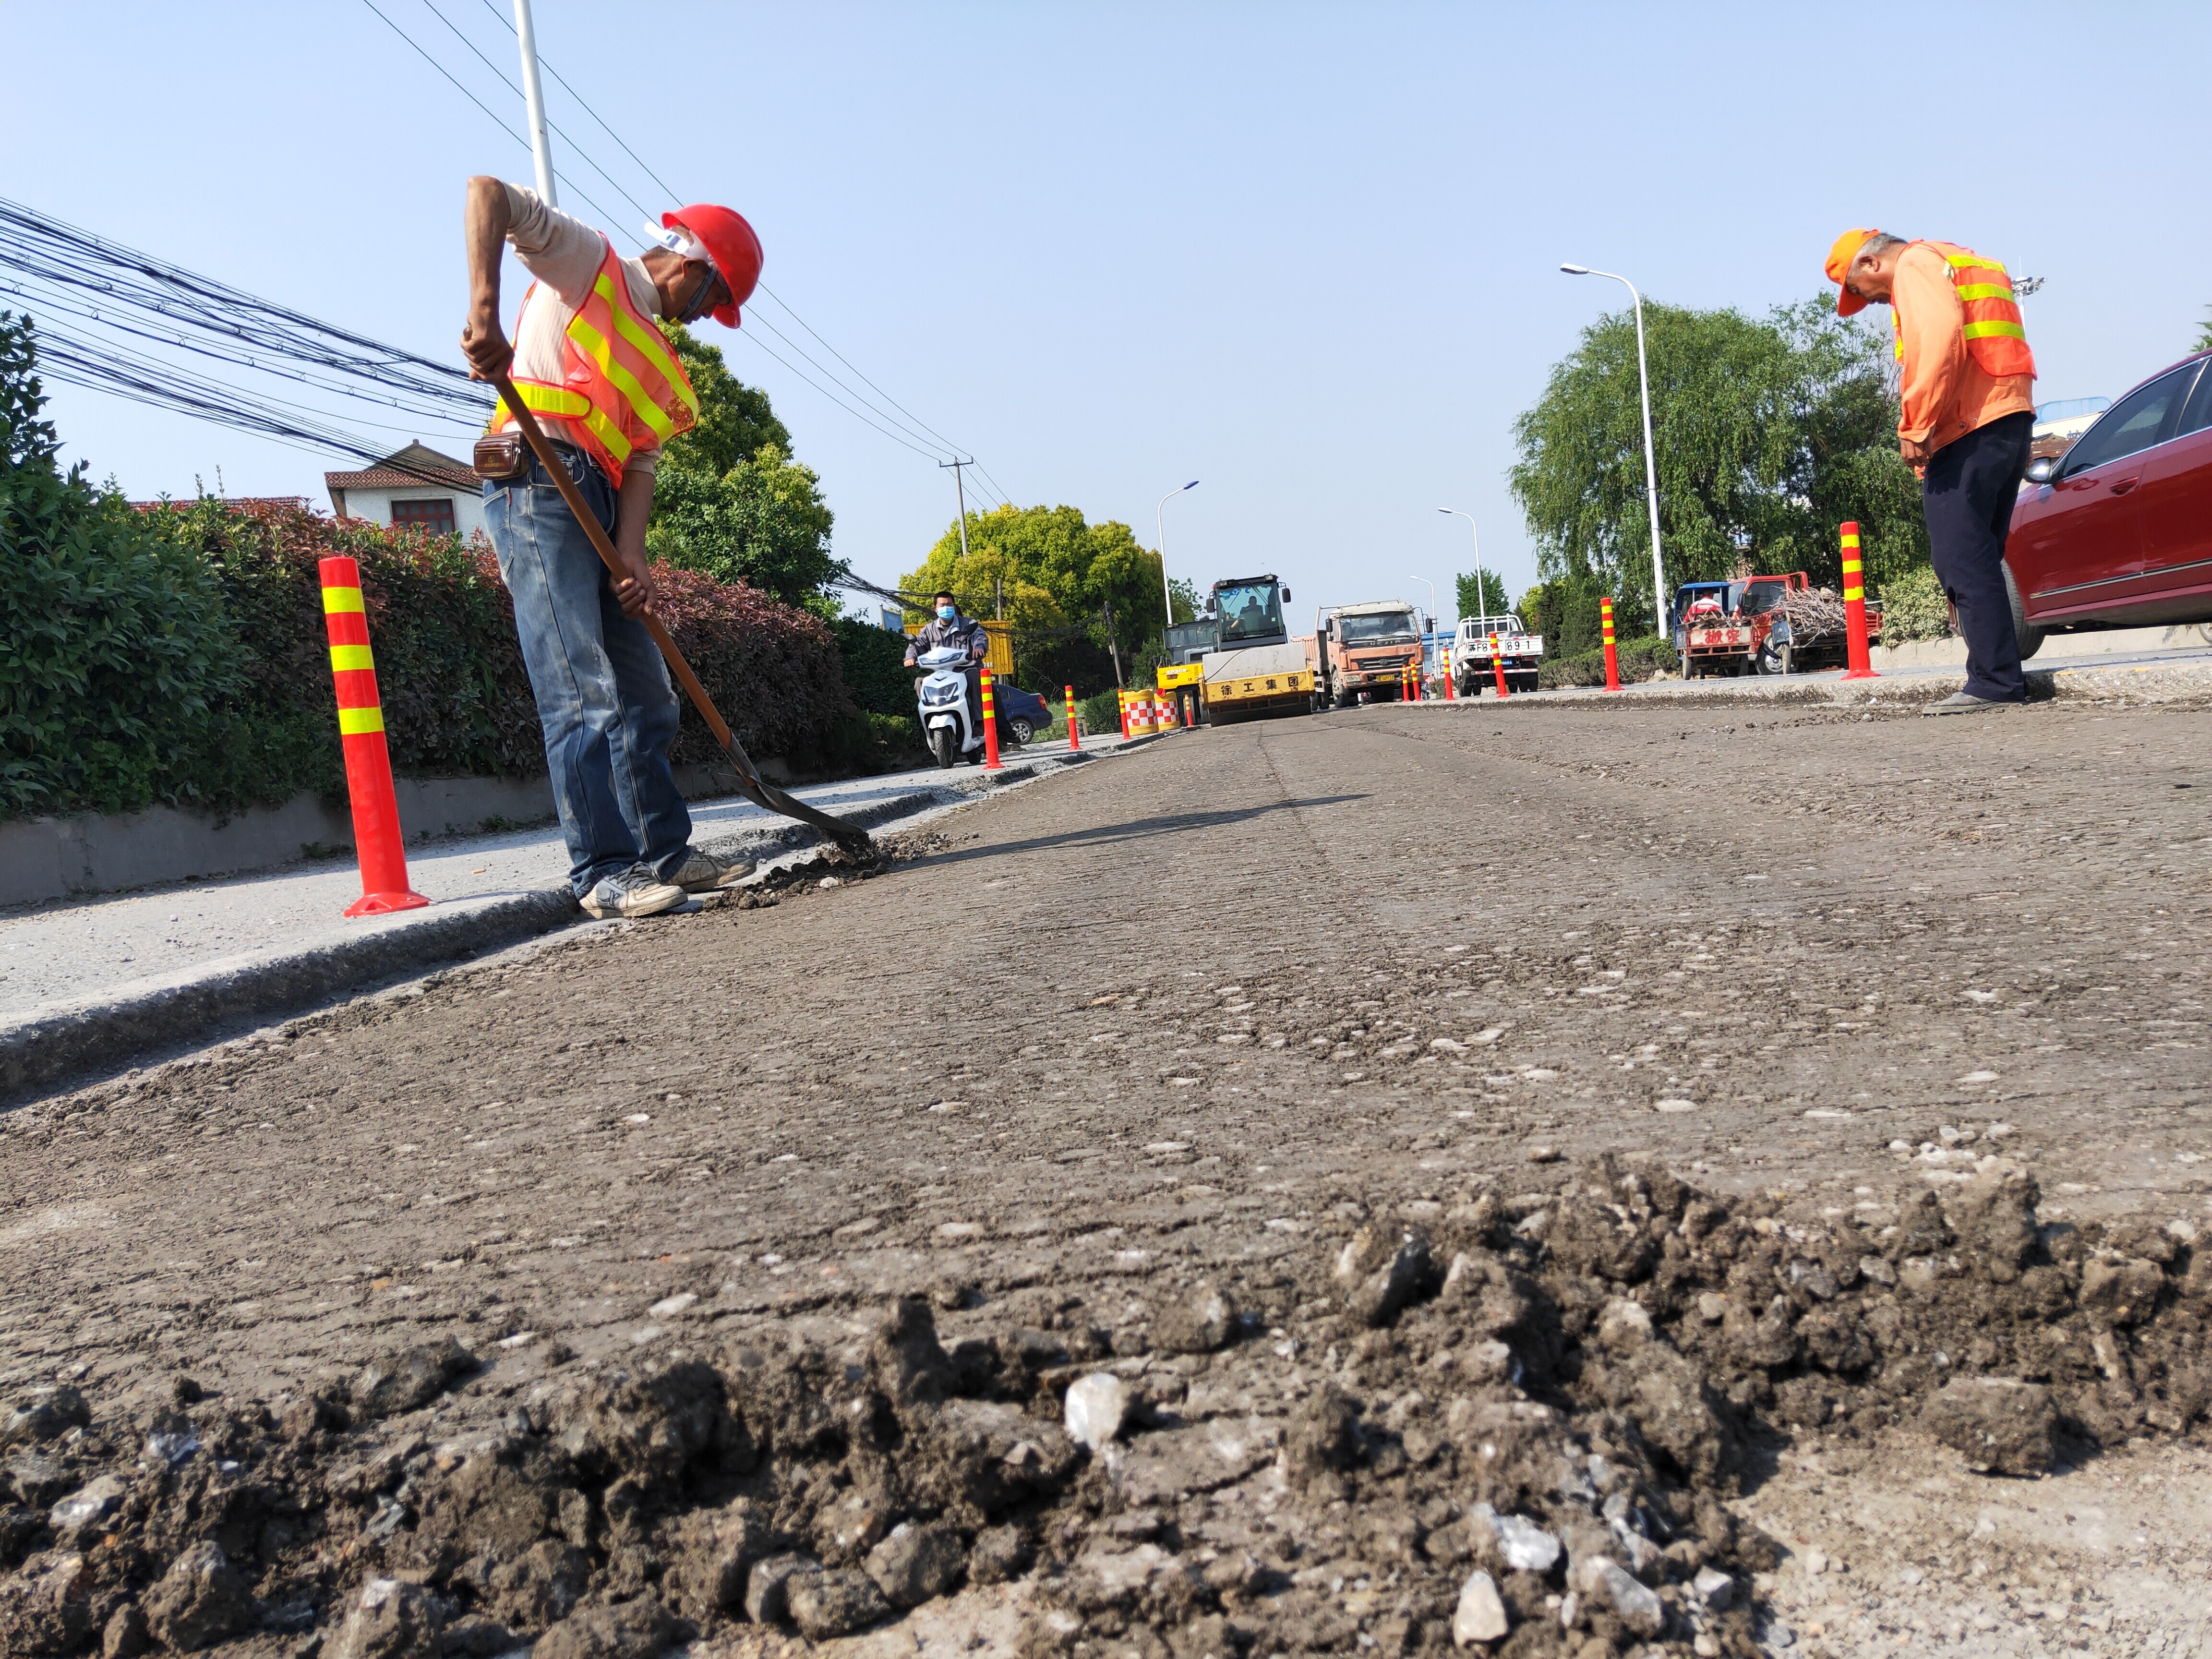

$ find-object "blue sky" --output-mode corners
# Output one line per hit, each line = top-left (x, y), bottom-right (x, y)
(6, 2), (2207, 626)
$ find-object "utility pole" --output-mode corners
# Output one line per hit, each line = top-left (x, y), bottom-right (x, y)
(1102, 599), (1124, 688)
(513, 0), (557, 205)
(939, 458), (975, 566)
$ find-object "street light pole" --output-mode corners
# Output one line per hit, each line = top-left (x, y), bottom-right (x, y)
(1561, 264), (1667, 637)
(1155, 480), (1199, 631)
(1438, 508), (1484, 628)
(512, 0), (558, 205)
(1406, 575), (1436, 665)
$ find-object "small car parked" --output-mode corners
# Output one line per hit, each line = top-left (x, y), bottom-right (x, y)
(993, 683), (1052, 744)
(2008, 349), (2212, 658)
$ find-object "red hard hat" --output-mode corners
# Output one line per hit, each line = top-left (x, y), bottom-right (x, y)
(661, 204), (762, 327)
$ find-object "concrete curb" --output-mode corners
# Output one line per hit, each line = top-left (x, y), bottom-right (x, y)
(0, 751), (1106, 1105)
(0, 888), (581, 1102)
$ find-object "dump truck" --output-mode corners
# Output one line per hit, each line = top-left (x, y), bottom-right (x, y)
(1451, 612), (1544, 696)
(1310, 599), (1426, 707)
(1191, 575), (1317, 725)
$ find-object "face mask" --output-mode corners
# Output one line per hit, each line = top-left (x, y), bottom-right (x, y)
(937, 604), (955, 620)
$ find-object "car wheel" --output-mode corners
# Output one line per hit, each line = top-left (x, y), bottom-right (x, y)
(2004, 561), (2044, 661)
(1008, 717), (1034, 745)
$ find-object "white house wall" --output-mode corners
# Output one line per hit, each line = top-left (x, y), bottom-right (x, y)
(332, 485), (490, 542)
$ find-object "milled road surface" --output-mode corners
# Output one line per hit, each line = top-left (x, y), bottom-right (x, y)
(6, 696), (2212, 1657)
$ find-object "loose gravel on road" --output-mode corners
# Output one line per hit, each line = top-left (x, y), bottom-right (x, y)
(3, 697), (2209, 1659)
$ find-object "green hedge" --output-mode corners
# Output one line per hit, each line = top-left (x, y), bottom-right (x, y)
(1538, 635), (1679, 688)
(3, 311), (901, 821)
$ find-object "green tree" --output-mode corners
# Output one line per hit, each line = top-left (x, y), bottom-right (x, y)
(899, 504), (1165, 690)
(647, 443), (843, 614)
(660, 322), (792, 476)
(1509, 293), (1927, 626)
(1456, 569), (1509, 620)
(647, 324), (842, 613)
(2196, 307), (2212, 354)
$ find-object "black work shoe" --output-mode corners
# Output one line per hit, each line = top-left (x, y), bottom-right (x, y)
(1922, 691), (2016, 716)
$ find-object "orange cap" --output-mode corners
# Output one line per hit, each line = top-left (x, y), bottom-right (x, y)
(1826, 228), (1877, 315)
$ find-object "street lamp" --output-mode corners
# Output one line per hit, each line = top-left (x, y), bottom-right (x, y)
(1438, 508), (1484, 628)
(1561, 264), (1667, 637)
(1156, 480), (1199, 631)
(1406, 574), (1436, 665)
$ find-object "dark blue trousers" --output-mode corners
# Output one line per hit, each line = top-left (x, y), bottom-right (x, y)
(1922, 409), (2034, 702)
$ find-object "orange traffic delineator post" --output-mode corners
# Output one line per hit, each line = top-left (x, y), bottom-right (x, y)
(319, 557), (429, 918)
(1183, 688), (1197, 728)
(1442, 647), (1455, 699)
(1066, 683), (1080, 749)
(1118, 690), (1131, 738)
(979, 666), (1004, 769)
(1600, 597), (1621, 691)
(1840, 521), (1879, 679)
(1488, 633), (1510, 698)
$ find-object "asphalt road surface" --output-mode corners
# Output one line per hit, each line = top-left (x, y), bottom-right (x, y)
(7, 695), (2211, 1657)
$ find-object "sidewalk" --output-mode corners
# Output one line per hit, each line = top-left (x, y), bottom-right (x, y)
(0, 739), (1136, 1102)
(1437, 634), (2212, 712)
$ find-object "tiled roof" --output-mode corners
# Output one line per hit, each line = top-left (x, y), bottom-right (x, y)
(325, 441), (480, 493)
(325, 461), (479, 491)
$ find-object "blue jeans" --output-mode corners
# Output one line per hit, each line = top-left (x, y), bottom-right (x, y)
(484, 448), (694, 897)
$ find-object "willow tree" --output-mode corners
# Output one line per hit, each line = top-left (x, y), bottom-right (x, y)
(1510, 294), (1926, 634)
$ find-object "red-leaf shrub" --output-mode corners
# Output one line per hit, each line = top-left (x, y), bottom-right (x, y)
(648, 563), (854, 768)
(134, 499), (852, 812)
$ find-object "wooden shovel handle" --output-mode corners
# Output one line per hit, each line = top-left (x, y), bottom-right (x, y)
(490, 375), (742, 763)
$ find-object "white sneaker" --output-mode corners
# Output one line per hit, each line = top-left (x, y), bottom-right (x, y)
(579, 867), (687, 918)
(666, 849), (758, 892)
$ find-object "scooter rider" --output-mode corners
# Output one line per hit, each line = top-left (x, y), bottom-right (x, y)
(905, 590), (990, 741)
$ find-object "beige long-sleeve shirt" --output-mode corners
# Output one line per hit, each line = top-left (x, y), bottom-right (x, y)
(1894, 241), (2035, 461)
(502, 183), (667, 476)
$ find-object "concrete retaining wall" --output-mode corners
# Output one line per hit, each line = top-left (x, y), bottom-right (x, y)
(0, 760), (818, 912)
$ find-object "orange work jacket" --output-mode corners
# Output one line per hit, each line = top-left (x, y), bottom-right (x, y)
(1891, 240), (2036, 379)
(1891, 241), (2037, 458)
(489, 237), (699, 487)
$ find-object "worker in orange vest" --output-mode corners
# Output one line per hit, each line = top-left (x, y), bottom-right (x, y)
(461, 178), (764, 917)
(1826, 229), (2036, 714)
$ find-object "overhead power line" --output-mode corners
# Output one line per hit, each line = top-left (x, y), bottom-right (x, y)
(0, 195), (489, 484)
(356, 0), (626, 232)
(450, 0), (1010, 497)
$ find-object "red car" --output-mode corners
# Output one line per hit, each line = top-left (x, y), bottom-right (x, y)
(2008, 349), (2212, 657)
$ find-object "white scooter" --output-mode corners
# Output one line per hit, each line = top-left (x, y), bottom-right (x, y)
(913, 646), (986, 769)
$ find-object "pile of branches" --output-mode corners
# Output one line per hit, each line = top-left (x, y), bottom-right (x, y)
(1780, 585), (1848, 640)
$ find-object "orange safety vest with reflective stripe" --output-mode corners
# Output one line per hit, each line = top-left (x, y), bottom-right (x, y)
(1890, 240), (2036, 380)
(488, 237), (700, 487)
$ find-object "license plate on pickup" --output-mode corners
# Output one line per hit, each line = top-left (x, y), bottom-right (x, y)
(1691, 626), (1745, 649)
(1472, 636), (1536, 656)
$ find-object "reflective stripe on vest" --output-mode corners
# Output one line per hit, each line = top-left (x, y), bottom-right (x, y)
(488, 237), (698, 486)
(1890, 241), (2035, 379)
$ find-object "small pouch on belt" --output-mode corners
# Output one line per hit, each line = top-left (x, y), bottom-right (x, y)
(473, 431), (528, 481)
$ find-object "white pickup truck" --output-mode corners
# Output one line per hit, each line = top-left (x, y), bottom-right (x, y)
(1452, 613), (1544, 696)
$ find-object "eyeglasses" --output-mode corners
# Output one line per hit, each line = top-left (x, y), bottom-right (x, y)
(677, 261), (729, 324)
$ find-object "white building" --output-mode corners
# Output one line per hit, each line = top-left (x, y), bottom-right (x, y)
(325, 442), (487, 541)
